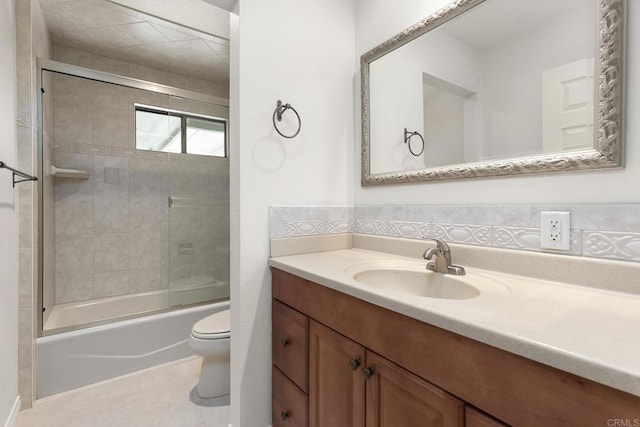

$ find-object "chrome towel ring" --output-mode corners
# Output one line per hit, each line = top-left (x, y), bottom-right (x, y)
(273, 100), (301, 139)
(404, 128), (424, 157)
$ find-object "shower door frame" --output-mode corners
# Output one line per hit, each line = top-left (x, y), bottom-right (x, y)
(36, 58), (230, 337)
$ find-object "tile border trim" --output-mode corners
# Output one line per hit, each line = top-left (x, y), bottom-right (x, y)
(270, 205), (640, 264)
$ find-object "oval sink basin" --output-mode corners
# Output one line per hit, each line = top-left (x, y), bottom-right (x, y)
(345, 260), (508, 300)
(353, 268), (479, 299)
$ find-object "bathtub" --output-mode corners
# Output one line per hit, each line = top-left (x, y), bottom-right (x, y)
(44, 279), (229, 331)
(37, 298), (229, 398)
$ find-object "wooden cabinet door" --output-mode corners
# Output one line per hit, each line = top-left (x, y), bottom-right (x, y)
(309, 320), (366, 427)
(365, 351), (464, 427)
(465, 407), (507, 427)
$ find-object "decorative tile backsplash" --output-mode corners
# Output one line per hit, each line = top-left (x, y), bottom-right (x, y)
(269, 206), (354, 238)
(269, 205), (640, 264)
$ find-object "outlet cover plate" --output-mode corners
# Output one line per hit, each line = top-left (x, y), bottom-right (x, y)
(540, 211), (571, 250)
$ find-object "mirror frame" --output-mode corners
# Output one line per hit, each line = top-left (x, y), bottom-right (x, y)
(361, 0), (626, 185)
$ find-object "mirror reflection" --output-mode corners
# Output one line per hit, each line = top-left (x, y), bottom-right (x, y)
(368, 0), (597, 174)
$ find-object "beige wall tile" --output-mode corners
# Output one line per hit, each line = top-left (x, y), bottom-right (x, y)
(18, 248), (32, 309)
(92, 80), (132, 111)
(53, 44), (93, 68)
(94, 194), (129, 233)
(130, 265), (168, 293)
(94, 233), (130, 273)
(129, 231), (167, 269)
(53, 73), (94, 106)
(92, 107), (130, 147)
(93, 155), (129, 195)
(54, 193), (94, 236)
(54, 101), (94, 145)
(94, 270), (130, 298)
(129, 195), (168, 233)
(19, 367), (32, 409)
(92, 54), (129, 75)
(55, 274), (94, 304)
(129, 158), (169, 195)
(55, 234), (94, 278)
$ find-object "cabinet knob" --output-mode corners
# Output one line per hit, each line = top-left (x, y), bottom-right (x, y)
(281, 411), (289, 421)
(281, 338), (290, 348)
(362, 367), (374, 380)
(349, 358), (361, 371)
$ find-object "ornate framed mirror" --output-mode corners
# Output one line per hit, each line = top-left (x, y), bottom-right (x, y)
(361, 0), (626, 185)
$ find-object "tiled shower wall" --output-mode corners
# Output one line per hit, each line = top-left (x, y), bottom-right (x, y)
(47, 71), (230, 307)
(269, 205), (640, 263)
(53, 44), (228, 99)
(52, 152), (230, 306)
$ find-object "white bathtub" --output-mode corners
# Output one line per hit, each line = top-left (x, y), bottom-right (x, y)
(37, 299), (229, 398)
(44, 279), (229, 331)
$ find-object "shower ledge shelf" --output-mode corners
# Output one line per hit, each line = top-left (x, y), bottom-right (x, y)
(51, 165), (90, 179)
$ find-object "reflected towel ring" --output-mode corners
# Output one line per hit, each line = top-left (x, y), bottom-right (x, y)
(273, 100), (301, 139)
(404, 128), (424, 156)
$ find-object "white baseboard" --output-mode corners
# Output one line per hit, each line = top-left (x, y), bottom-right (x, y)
(3, 396), (21, 427)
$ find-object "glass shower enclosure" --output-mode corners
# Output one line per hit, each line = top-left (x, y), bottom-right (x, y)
(37, 59), (230, 334)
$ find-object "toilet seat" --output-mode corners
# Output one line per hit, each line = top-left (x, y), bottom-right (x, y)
(191, 309), (230, 340)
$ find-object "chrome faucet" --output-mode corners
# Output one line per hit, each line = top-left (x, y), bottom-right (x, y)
(422, 238), (466, 276)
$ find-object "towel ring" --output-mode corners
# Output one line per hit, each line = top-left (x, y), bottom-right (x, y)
(404, 128), (424, 157)
(273, 100), (301, 139)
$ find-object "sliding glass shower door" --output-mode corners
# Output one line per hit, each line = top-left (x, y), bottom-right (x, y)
(39, 64), (230, 334)
(168, 154), (230, 308)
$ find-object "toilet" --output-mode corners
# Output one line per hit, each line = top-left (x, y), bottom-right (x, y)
(188, 309), (231, 398)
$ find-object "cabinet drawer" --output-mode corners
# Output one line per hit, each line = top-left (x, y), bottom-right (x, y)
(273, 366), (308, 427)
(273, 299), (309, 392)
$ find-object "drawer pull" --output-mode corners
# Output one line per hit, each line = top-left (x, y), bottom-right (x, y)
(362, 367), (374, 380)
(281, 338), (291, 348)
(349, 358), (361, 371)
(281, 411), (290, 421)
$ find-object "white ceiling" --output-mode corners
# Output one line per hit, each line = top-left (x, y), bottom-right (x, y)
(108, 0), (231, 39)
(39, 0), (230, 85)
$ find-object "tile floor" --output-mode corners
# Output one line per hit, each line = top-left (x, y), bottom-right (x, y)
(18, 356), (230, 427)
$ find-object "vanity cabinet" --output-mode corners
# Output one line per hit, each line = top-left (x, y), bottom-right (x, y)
(271, 268), (640, 427)
(308, 314), (463, 427)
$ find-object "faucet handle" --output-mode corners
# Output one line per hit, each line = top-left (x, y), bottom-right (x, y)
(422, 237), (450, 252)
(421, 237), (465, 276)
(422, 238), (453, 265)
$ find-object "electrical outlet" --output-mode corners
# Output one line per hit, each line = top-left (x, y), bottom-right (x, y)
(540, 211), (571, 250)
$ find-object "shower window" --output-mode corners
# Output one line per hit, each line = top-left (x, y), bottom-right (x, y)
(135, 105), (227, 157)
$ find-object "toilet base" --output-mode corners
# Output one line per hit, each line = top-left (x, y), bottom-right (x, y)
(197, 355), (230, 399)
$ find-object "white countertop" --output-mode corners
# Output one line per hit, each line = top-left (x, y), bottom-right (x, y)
(269, 247), (640, 397)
